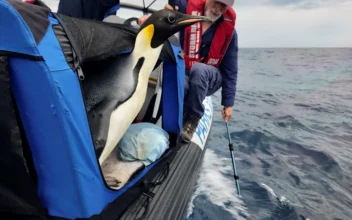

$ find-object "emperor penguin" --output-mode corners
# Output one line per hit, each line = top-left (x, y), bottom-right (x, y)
(83, 9), (211, 165)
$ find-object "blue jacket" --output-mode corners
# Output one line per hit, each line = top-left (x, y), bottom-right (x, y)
(177, 0), (238, 107)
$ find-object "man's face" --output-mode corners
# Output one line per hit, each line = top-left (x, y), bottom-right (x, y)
(204, 0), (228, 22)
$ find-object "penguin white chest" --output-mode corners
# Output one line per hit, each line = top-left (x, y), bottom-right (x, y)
(98, 47), (162, 164)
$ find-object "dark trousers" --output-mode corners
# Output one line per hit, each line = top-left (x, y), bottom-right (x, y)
(184, 63), (222, 117)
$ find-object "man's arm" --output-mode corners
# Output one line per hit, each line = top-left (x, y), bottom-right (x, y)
(58, 0), (119, 20)
(175, 0), (187, 13)
(220, 29), (238, 107)
(219, 29), (238, 121)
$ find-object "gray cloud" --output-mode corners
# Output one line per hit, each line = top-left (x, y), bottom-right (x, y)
(236, 0), (350, 9)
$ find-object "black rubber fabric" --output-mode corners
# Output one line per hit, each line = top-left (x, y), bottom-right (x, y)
(57, 14), (138, 63)
(119, 141), (206, 220)
(56, 13), (176, 66)
(0, 56), (47, 220)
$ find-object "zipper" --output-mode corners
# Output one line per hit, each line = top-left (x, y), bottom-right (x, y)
(72, 48), (85, 81)
(69, 42), (117, 190)
(76, 66), (85, 80)
(72, 60), (113, 190)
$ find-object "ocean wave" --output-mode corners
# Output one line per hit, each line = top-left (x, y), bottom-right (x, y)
(231, 129), (343, 179)
(294, 103), (332, 113)
(333, 121), (352, 131)
(237, 181), (302, 220)
(186, 149), (249, 220)
(262, 99), (279, 105)
(273, 115), (307, 130)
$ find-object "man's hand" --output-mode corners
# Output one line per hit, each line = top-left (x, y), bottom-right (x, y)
(221, 106), (232, 122)
(138, 15), (150, 26)
(164, 4), (179, 10)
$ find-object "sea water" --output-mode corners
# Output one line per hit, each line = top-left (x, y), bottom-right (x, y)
(186, 48), (352, 220)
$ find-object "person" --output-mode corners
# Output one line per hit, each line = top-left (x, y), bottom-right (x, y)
(57, 0), (120, 20)
(139, 0), (238, 142)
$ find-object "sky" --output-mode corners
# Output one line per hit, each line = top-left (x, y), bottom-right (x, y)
(233, 0), (352, 48)
(44, 0), (352, 48)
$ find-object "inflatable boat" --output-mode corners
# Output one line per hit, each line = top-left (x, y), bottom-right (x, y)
(0, 0), (213, 219)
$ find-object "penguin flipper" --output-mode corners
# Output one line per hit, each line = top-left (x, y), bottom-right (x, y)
(88, 99), (121, 156)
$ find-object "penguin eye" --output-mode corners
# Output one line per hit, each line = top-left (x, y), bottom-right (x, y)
(167, 13), (176, 24)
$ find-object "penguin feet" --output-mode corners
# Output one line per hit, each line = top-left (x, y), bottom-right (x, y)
(104, 176), (121, 188)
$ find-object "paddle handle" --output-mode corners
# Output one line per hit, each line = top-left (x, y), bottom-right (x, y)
(226, 122), (241, 196)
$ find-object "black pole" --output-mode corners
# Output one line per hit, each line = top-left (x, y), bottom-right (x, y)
(226, 122), (240, 196)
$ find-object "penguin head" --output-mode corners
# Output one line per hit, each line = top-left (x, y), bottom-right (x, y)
(139, 9), (211, 48)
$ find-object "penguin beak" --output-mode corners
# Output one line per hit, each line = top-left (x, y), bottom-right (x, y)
(164, 13), (211, 36)
(142, 10), (212, 48)
(177, 14), (212, 26)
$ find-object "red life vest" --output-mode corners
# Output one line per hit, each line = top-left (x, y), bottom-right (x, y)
(23, 0), (35, 4)
(183, 0), (236, 69)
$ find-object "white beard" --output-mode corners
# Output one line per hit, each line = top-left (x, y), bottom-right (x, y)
(205, 9), (222, 22)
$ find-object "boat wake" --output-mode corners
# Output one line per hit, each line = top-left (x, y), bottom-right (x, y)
(260, 183), (311, 220)
(186, 149), (249, 220)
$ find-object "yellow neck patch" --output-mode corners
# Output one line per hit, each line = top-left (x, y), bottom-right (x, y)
(142, 24), (154, 46)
